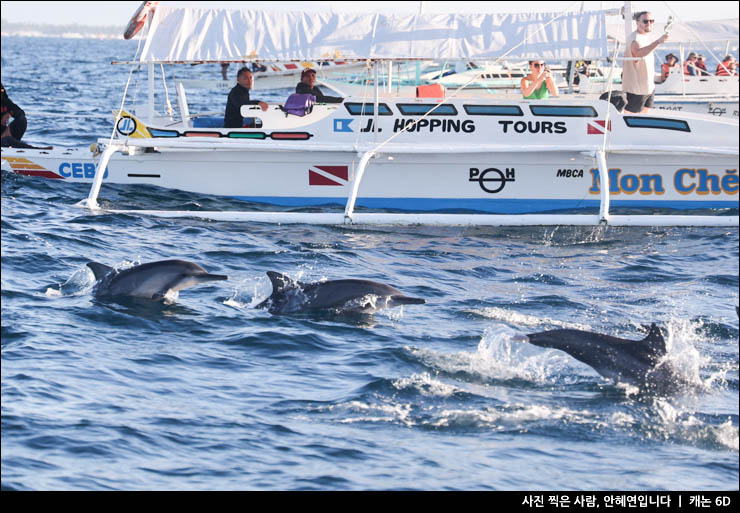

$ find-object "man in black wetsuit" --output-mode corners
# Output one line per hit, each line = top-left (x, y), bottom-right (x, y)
(223, 67), (268, 128)
(1, 82), (31, 148)
(296, 69), (343, 103)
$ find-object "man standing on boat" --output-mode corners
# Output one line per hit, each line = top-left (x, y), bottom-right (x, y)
(622, 11), (669, 114)
(224, 67), (268, 128)
(296, 69), (343, 103)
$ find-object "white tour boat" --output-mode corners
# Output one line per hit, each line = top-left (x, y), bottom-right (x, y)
(1, 2), (737, 227)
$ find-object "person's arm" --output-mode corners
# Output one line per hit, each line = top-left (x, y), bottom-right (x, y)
(520, 76), (543, 97)
(317, 89), (343, 103)
(2, 95), (25, 119)
(242, 98), (268, 110)
(630, 33), (668, 58)
(544, 69), (558, 96)
(298, 85), (342, 103)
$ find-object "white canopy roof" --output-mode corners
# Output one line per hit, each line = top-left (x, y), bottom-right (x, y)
(138, 5), (608, 63)
(607, 18), (739, 44)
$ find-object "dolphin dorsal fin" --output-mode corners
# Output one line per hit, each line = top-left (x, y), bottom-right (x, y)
(641, 323), (667, 361)
(87, 262), (115, 280)
(266, 271), (297, 293)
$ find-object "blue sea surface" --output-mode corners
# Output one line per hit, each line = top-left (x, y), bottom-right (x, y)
(1, 36), (739, 491)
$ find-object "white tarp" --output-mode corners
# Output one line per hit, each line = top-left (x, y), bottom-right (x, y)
(607, 18), (739, 44)
(138, 6), (608, 62)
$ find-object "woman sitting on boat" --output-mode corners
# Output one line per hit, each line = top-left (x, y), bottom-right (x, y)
(715, 55), (737, 76)
(660, 53), (679, 82)
(520, 60), (558, 99)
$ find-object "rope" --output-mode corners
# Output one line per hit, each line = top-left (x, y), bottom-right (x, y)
(352, 60), (376, 151)
(100, 24), (146, 154)
(601, 41), (621, 153)
(161, 63), (174, 117)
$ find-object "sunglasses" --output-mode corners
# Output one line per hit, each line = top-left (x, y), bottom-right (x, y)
(641, 19), (655, 24)
(532, 63), (545, 68)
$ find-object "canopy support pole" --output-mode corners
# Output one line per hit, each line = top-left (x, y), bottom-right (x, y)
(344, 150), (376, 223)
(597, 149), (611, 224)
(77, 144), (123, 210)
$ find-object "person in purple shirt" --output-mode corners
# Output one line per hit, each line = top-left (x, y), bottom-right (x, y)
(295, 69), (343, 103)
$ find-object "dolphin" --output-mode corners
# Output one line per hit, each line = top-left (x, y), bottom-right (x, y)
(86, 259), (227, 300)
(256, 271), (425, 314)
(518, 324), (687, 394)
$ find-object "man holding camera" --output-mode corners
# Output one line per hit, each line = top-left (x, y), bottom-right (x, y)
(623, 10), (669, 113)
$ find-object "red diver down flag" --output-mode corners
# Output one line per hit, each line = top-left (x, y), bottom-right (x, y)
(309, 165), (349, 186)
(587, 119), (612, 135)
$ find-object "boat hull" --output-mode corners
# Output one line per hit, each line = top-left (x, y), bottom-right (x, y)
(3, 147), (737, 213)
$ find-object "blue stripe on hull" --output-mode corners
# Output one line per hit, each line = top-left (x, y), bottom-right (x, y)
(232, 196), (738, 214)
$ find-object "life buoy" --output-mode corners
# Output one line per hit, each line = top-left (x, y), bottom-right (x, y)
(123, 1), (157, 40)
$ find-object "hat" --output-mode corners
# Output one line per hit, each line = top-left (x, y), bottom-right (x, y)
(687, 52), (697, 59)
(301, 68), (317, 78)
(665, 53), (678, 62)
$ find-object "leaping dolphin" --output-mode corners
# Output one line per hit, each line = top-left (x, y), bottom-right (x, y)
(87, 259), (227, 300)
(518, 324), (687, 394)
(256, 271), (425, 314)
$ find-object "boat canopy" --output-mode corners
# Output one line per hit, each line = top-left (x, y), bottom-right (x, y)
(138, 6), (608, 63)
(607, 18), (739, 44)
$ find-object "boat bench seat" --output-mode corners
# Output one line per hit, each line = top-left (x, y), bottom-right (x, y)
(193, 116), (224, 128)
(192, 116), (261, 128)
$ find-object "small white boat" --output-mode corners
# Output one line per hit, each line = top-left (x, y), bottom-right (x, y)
(179, 60), (370, 92)
(424, 61), (569, 90)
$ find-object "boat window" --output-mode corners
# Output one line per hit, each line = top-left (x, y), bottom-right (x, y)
(397, 104), (458, 116)
(464, 105), (523, 116)
(529, 105), (598, 117)
(623, 117), (691, 132)
(344, 102), (393, 116)
(184, 131), (221, 138)
(228, 132), (267, 139)
(149, 128), (180, 137)
(270, 132), (313, 140)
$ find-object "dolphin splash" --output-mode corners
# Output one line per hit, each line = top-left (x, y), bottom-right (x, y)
(256, 271), (425, 314)
(87, 259), (227, 300)
(518, 324), (690, 394)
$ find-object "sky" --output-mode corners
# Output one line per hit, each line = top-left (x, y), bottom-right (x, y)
(1, 1), (738, 25)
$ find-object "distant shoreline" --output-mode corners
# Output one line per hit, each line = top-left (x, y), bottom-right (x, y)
(1, 31), (125, 40)
(0, 20), (124, 40)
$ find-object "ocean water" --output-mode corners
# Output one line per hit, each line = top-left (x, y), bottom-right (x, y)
(1, 36), (739, 491)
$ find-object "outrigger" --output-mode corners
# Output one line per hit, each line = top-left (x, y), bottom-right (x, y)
(1, 2), (737, 227)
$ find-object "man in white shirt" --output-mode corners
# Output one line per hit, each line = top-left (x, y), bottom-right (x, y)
(622, 11), (669, 113)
